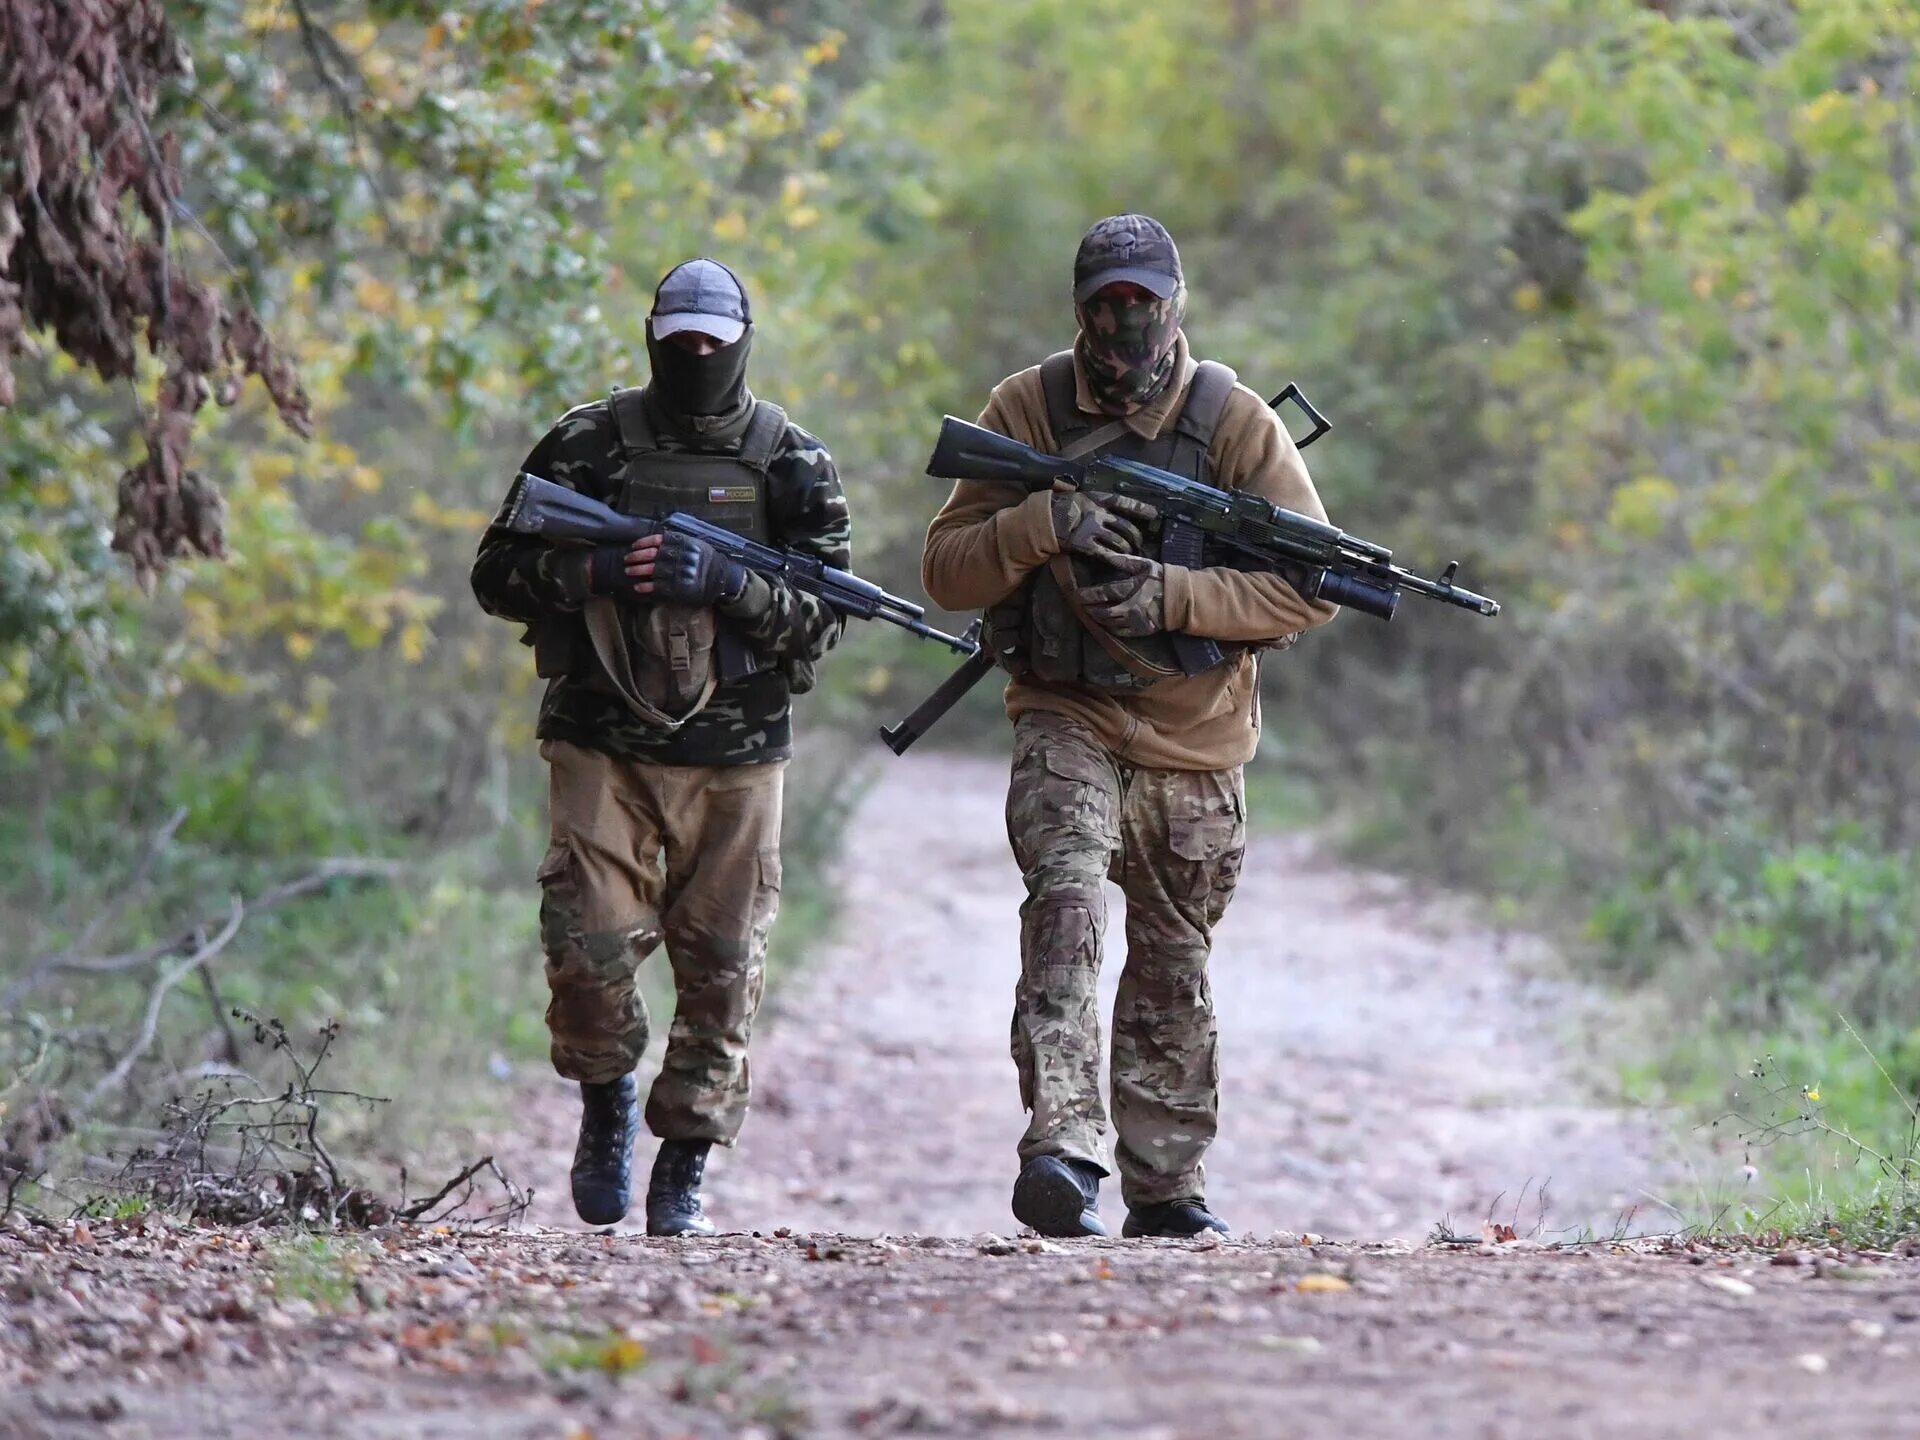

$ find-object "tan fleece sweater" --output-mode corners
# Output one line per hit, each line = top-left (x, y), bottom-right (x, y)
(921, 335), (1338, 771)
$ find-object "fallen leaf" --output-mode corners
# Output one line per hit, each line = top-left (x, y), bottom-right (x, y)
(398, 1319), (459, 1351)
(1257, 1334), (1322, 1353)
(598, 1336), (647, 1374)
(1823, 1265), (1881, 1283)
(1295, 1274), (1351, 1294)
(1481, 1223), (1518, 1244)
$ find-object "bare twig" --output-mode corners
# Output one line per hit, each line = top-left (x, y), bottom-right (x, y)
(283, 0), (400, 237)
(398, 1155), (504, 1221)
(199, 968), (243, 1065)
(5, 857), (406, 1007)
(113, 67), (173, 327)
(83, 897), (246, 1109)
(3, 807), (189, 1007)
(251, 857), (406, 910)
(73, 805), (189, 960)
(106, 1012), (527, 1230)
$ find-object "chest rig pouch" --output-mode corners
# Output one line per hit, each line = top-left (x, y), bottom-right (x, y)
(987, 353), (1247, 693)
(577, 388), (786, 732)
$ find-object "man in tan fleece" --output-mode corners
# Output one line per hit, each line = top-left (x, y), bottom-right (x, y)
(921, 214), (1338, 1238)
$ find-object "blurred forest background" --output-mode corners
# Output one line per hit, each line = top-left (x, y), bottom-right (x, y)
(2, 0), (1916, 1230)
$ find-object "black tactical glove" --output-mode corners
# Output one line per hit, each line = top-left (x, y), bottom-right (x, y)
(1051, 487), (1157, 561)
(652, 531), (751, 608)
(587, 543), (636, 599)
(1076, 552), (1167, 637)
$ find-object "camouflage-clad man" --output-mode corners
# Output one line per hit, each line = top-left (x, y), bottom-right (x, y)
(921, 216), (1338, 1238)
(473, 258), (849, 1234)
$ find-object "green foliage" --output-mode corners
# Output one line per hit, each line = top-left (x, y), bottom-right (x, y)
(541, 1328), (650, 1376)
(0, 398), (136, 750)
(1643, 1038), (1920, 1248)
(4, 0), (831, 745)
(8, 0), (1920, 1236)
(1590, 825), (1919, 1027)
(268, 1234), (367, 1310)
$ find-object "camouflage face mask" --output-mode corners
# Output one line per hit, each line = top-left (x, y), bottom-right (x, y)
(1075, 285), (1185, 415)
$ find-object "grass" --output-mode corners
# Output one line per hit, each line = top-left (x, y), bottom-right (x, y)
(1622, 1017), (1920, 1248)
(267, 1234), (368, 1310)
(1, 719), (868, 1213)
(1241, 753), (1320, 832)
(541, 1328), (651, 1376)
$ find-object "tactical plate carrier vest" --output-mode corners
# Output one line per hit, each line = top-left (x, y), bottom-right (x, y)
(539, 388), (787, 732)
(987, 352), (1243, 692)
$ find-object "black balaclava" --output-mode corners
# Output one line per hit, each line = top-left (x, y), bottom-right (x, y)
(645, 258), (754, 425)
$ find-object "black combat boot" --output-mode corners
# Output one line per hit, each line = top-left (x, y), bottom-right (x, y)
(1011, 1155), (1109, 1238)
(1122, 1197), (1231, 1239)
(646, 1138), (717, 1237)
(570, 1074), (639, 1227)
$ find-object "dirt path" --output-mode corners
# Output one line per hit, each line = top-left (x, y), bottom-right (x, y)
(9, 752), (1920, 1439)
(512, 751), (1667, 1242)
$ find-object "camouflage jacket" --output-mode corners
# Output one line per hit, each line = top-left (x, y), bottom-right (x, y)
(471, 391), (851, 766)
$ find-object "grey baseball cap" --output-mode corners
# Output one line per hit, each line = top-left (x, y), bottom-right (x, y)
(1073, 214), (1183, 302)
(649, 257), (751, 344)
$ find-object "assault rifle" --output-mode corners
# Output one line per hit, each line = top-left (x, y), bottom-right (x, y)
(878, 409), (1501, 755)
(503, 472), (979, 655)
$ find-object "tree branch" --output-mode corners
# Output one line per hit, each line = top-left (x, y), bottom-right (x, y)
(46, 805), (188, 979)
(83, 896), (247, 1109)
(6, 856), (407, 1009)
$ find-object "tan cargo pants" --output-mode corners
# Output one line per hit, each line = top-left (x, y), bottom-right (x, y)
(537, 739), (784, 1144)
(1005, 711), (1247, 1207)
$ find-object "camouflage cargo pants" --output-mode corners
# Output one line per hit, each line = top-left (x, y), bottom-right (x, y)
(537, 739), (784, 1145)
(1006, 711), (1246, 1207)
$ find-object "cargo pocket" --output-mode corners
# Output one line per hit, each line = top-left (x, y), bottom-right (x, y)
(1042, 744), (1112, 788)
(535, 840), (583, 960)
(1167, 812), (1245, 909)
(536, 840), (574, 888)
(1039, 744), (1119, 834)
(752, 846), (784, 934)
(1168, 813), (1238, 863)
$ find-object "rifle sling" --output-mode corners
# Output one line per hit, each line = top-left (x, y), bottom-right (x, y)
(581, 597), (718, 733)
(1046, 552), (1184, 684)
(1058, 419), (1133, 462)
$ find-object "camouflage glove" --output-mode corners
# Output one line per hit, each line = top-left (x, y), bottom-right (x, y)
(1050, 487), (1157, 561)
(651, 531), (751, 608)
(1076, 552), (1166, 637)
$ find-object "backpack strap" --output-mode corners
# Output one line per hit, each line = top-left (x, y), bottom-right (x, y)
(1175, 361), (1237, 447)
(1039, 351), (1091, 453)
(1166, 360), (1237, 484)
(607, 386), (656, 459)
(736, 399), (788, 472)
